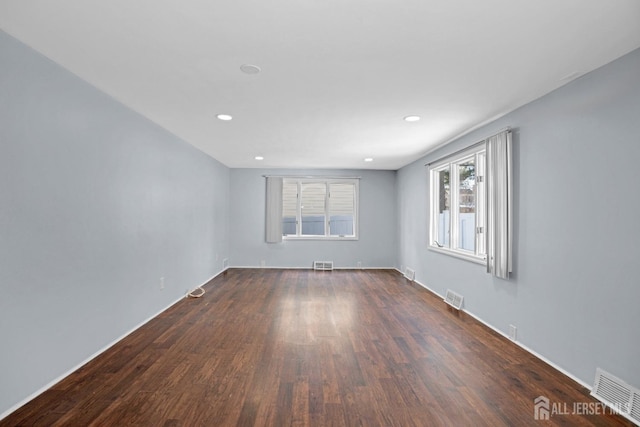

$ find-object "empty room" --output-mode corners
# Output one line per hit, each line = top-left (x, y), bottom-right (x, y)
(1, 1), (639, 425)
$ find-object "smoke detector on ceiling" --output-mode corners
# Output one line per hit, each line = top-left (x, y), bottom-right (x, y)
(240, 64), (261, 74)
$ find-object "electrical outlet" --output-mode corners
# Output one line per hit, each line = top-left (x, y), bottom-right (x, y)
(160, 277), (165, 290)
(357, 261), (362, 269)
(509, 324), (517, 341)
(260, 260), (266, 268)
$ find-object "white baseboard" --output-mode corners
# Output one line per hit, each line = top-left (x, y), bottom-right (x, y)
(0, 268), (227, 422)
(410, 278), (592, 391)
(228, 265), (397, 270)
(229, 265), (309, 269)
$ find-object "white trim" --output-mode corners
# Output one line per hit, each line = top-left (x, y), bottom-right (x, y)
(264, 175), (361, 179)
(282, 177), (359, 240)
(428, 246), (487, 265)
(461, 306), (591, 390)
(422, 126), (512, 164)
(230, 265), (310, 270)
(427, 140), (486, 168)
(410, 277), (592, 391)
(283, 236), (359, 241)
(0, 268), (228, 422)
(229, 265), (397, 270)
(429, 144), (487, 261)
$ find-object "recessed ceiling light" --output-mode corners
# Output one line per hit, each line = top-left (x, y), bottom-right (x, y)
(240, 64), (261, 75)
(254, 156), (264, 160)
(216, 114), (233, 121)
(404, 115), (420, 122)
(364, 158), (374, 162)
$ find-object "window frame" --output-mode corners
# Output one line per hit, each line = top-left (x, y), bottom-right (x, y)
(429, 145), (487, 264)
(282, 178), (359, 241)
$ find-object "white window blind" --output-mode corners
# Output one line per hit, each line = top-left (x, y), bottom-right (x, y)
(270, 176), (359, 240)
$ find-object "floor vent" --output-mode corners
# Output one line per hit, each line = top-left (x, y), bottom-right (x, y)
(313, 261), (333, 271)
(404, 267), (415, 281)
(591, 368), (640, 425)
(444, 289), (464, 310)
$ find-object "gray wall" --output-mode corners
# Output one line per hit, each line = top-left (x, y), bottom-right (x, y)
(3, 23), (639, 421)
(397, 47), (640, 388)
(0, 31), (230, 416)
(229, 169), (397, 269)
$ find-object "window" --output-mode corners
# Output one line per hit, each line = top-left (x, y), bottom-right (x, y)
(282, 178), (358, 239)
(430, 146), (486, 262)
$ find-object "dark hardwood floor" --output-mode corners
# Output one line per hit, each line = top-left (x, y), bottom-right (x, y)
(2, 269), (633, 426)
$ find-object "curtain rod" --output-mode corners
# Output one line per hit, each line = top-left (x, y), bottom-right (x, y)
(263, 175), (361, 179)
(425, 127), (511, 167)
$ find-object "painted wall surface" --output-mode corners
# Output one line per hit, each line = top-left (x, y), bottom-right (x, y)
(0, 31), (230, 416)
(397, 48), (640, 388)
(3, 22), (640, 422)
(229, 169), (397, 269)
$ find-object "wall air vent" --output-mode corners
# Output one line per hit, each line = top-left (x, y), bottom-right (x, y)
(313, 261), (333, 271)
(404, 267), (415, 281)
(591, 368), (640, 425)
(444, 289), (464, 310)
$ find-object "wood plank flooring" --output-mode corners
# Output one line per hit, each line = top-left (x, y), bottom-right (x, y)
(2, 269), (633, 426)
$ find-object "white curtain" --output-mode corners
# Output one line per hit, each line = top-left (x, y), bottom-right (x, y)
(265, 177), (283, 243)
(485, 130), (512, 279)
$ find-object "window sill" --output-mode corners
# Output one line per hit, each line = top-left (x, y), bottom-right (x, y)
(428, 245), (486, 266)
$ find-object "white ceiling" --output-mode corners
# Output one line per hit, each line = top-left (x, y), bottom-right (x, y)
(1, 1), (639, 170)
